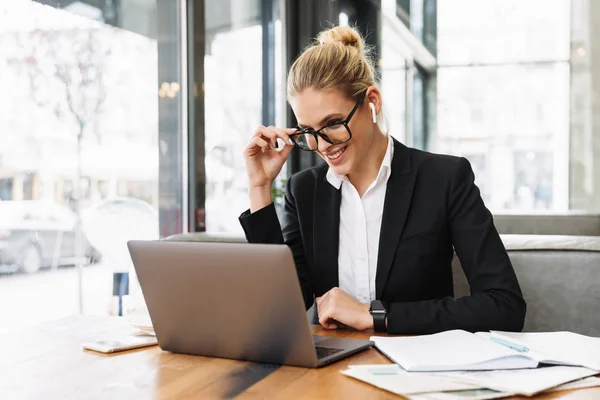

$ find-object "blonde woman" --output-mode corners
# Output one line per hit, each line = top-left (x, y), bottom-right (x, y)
(240, 26), (525, 334)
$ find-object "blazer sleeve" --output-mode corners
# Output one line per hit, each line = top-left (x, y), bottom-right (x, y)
(386, 157), (527, 334)
(239, 177), (315, 309)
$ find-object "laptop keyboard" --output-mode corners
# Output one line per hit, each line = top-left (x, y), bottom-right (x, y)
(315, 346), (344, 360)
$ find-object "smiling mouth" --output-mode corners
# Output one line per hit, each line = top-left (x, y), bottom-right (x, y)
(325, 146), (347, 160)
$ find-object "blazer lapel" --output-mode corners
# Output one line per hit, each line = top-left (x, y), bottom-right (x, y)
(376, 140), (417, 299)
(313, 172), (341, 293)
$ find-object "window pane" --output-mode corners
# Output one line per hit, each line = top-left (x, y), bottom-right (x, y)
(436, 0), (571, 213)
(204, 0), (283, 233)
(570, 0), (600, 211)
(438, 0), (570, 65)
(381, 9), (408, 143)
(0, 1), (182, 332)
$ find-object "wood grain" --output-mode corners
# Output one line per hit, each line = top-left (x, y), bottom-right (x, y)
(1, 316), (598, 400)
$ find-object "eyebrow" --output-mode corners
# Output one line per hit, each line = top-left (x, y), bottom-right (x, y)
(297, 113), (345, 129)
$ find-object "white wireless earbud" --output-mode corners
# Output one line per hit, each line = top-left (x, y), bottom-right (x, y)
(369, 102), (377, 124)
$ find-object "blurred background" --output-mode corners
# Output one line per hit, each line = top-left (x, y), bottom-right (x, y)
(0, 0), (598, 332)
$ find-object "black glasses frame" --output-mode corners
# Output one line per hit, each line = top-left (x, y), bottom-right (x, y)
(290, 90), (367, 151)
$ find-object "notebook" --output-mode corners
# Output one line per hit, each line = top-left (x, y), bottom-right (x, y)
(370, 329), (600, 372)
(490, 331), (600, 371)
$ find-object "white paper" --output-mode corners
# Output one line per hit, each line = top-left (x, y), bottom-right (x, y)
(403, 376), (600, 400)
(341, 364), (479, 395)
(370, 330), (537, 372)
(406, 389), (510, 400)
(491, 331), (600, 371)
(546, 376), (600, 392)
(436, 366), (598, 396)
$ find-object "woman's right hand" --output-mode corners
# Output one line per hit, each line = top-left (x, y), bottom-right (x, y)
(244, 125), (296, 189)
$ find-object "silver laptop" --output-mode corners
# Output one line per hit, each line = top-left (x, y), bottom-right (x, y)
(127, 240), (373, 367)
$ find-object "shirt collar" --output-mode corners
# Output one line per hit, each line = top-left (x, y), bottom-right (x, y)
(326, 135), (394, 190)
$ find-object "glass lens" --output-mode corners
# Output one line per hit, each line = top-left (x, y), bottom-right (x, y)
(320, 124), (350, 144)
(292, 133), (318, 150)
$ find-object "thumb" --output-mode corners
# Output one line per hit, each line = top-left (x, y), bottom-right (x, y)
(279, 143), (294, 160)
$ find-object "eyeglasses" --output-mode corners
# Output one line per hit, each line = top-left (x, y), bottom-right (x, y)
(290, 90), (367, 151)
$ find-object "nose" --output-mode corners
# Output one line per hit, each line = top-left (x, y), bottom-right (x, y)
(317, 137), (333, 154)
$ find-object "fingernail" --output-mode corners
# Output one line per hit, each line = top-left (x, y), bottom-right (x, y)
(288, 138), (294, 145)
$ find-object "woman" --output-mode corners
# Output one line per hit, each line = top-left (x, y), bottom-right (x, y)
(239, 26), (526, 334)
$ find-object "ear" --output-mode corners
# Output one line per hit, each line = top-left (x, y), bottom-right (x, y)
(365, 86), (383, 116)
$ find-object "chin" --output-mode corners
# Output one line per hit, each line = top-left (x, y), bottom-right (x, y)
(329, 162), (352, 176)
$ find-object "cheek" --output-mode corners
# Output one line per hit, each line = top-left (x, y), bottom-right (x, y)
(350, 122), (372, 152)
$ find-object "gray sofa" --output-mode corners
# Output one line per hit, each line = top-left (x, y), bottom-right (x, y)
(165, 232), (600, 336)
(494, 213), (600, 236)
(453, 234), (600, 336)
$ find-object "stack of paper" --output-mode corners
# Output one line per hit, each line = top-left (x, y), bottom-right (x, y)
(435, 366), (598, 396)
(346, 329), (600, 398)
(342, 364), (600, 399)
(341, 364), (479, 395)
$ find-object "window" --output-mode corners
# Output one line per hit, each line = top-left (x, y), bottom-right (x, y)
(381, 0), (435, 150)
(0, 1), (183, 332)
(436, 0), (571, 212)
(203, 0), (283, 233)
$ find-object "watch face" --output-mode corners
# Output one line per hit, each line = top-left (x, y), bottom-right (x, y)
(370, 300), (385, 312)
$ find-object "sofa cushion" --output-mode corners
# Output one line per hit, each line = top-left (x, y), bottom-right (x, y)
(452, 234), (600, 335)
(501, 234), (600, 252)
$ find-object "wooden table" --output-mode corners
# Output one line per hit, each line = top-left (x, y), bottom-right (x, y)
(1, 316), (598, 399)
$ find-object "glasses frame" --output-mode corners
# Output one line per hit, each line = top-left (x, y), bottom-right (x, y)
(290, 90), (367, 151)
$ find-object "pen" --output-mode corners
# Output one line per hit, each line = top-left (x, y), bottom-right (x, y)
(490, 337), (529, 352)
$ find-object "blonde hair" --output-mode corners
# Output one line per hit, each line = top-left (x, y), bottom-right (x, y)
(287, 25), (378, 100)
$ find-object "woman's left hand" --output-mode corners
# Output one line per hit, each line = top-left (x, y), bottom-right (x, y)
(315, 287), (373, 330)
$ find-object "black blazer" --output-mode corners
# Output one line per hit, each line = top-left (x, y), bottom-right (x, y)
(239, 139), (526, 334)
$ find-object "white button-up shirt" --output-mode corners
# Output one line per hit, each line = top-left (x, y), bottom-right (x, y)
(326, 135), (394, 304)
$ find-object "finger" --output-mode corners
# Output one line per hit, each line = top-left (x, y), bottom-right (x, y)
(278, 142), (294, 159)
(318, 308), (333, 329)
(318, 296), (332, 316)
(273, 127), (297, 146)
(267, 126), (298, 148)
(268, 126), (295, 150)
(318, 307), (338, 330)
(252, 125), (277, 146)
(318, 293), (330, 310)
(248, 136), (270, 154)
(259, 126), (279, 148)
(316, 295), (329, 315)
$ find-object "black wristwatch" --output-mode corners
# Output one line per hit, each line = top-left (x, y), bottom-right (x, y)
(369, 300), (387, 333)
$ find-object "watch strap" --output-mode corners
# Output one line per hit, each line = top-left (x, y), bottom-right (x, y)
(370, 300), (387, 333)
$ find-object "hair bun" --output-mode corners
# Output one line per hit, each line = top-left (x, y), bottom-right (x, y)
(317, 26), (364, 52)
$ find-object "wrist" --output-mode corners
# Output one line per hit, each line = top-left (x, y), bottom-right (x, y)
(248, 185), (273, 213)
(362, 304), (374, 330)
(369, 300), (388, 333)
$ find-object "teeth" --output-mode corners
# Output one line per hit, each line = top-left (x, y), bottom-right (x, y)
(327, 147), (346, 160)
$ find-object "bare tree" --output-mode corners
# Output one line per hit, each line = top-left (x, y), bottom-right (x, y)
(5, 26), (113, 312)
